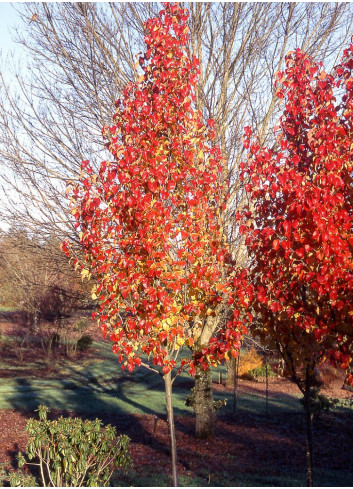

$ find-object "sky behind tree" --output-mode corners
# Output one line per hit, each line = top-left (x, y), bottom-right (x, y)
(0, 2), (26, 231)
(0, 3), (21, 56)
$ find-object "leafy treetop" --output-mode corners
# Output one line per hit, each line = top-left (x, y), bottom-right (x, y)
(63, 3), (250, 376)
(238, 46), (353, 386)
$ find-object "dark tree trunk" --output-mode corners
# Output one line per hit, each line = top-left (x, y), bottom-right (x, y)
(304, 373), (314, 487)
(194, 366), (214, 438)
(227, 356), (240, 415)
(164, 371), (178, 487)
(233, 357), (239, 416)
(226, 357), (236, 386)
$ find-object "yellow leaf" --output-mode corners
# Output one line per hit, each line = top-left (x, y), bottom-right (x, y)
(81, 269), (90, 281)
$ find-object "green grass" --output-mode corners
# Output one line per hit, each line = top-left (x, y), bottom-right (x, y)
(0, 341), (304, 416)
(0, 340), (190, 415)
(1, 340), (351, 418)
(0, 305), (17, 312)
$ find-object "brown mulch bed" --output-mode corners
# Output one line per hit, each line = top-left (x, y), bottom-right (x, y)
(1, 379), (353, 485)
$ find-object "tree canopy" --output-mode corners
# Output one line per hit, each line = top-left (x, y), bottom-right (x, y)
(63, 3), (249, 378)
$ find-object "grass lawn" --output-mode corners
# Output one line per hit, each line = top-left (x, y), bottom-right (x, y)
(0, 341), (303, 417)
(0, 306), (17, 312)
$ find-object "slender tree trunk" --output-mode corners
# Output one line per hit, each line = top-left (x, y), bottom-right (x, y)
(194, 366), (214, 438)
(164, 371), (178, 487)
(304, 373), (314, 487)
(234, 357), (239, 416)
(265, 353), (269, 417)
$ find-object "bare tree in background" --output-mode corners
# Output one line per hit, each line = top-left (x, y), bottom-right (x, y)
(0, 2), (143, 240)
(0, 230), (88, 361)
(0, 3), (350, 241)
(0, 1), (352, 437)
(0, 231), (86, 321)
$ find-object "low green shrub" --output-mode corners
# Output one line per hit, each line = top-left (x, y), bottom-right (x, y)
(0, 463), (37, 487)
(248, 364), (276, 380)
(77, 334), (93, 352)
(17, 405), (131, 487)
(300, 388), (335, 417)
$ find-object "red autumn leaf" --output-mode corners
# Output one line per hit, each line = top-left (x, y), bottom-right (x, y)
(245, 183), (252, 192)
(148, 181), (158, 193)
(121, 289), (129, 299)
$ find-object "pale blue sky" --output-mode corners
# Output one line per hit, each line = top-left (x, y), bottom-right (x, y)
(0, 3), (21, 56)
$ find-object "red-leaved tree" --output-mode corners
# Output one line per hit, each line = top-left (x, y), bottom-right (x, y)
(63, 3), (249, 484)
(238, 46), (353, 486)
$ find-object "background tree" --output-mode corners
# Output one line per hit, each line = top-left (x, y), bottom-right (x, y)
(1, 1), (352, 437)
(239, 45), (353, 486)
(0, 230), (87, 360)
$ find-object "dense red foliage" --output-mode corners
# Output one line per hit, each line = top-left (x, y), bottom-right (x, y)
(239, 46), (353, 383)
(63, 3), (249, 377)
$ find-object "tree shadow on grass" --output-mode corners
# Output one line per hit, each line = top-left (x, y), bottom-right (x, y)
(4, 349), (243, 480)
(0, 309), (23, 323)
(3, 361), (183, 480)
